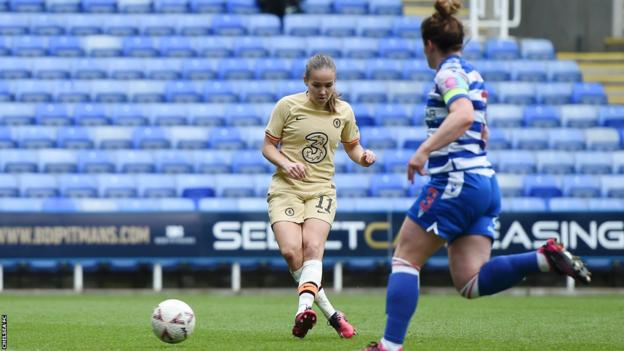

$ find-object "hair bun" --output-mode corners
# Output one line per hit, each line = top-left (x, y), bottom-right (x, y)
(434, 0), (461, 18)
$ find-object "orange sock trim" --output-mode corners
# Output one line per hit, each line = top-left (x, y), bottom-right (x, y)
(298, 282), (319, 296)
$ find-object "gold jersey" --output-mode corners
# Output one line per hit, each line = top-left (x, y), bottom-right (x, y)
(265, 92), (360, 193)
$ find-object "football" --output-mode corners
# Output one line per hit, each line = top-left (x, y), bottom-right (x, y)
(151, 299), (196, 344)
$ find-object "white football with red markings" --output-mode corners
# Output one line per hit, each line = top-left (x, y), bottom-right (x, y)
(151, 299), (196, 344)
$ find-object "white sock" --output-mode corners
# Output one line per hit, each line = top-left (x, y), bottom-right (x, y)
(536, 252), (551, 272)
(296, 260), (322, 315)
(291, 266), (336, 318)
(381, 337), (403, 351)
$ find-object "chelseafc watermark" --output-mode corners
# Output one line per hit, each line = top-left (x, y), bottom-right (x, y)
(1, 314), (6, 350)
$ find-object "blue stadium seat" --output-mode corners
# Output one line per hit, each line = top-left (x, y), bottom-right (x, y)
(253, 173), (271, 197)
(511, 128), (549, 150)
(462, 40), (482, 60)
(574, 152), (612, 175)
(247, 14), (280, 36)
(105, 15), (140, 36)
(93, 126), (133, 149)
(56, 81), (91, 103)
(502, 197), (547, 212)
(110, 104), (147, 126)
(367, 58), (403, 80)
(226, 104), (263, 126)
(537, 83), (573, 105)
(19, 174), (59, 198)
(523, 105), (560, 127)
(510, 60), (547, 82)
(369, 0), (401, 15)
(321, 16), (358, 37)
(560, 105), (598, 127)
(182, 58), (218, 80)
(0, 104), (34, 125)
(334, 174), (370, 197)
(255, 58), (292, 79)
(0, 174), (19, 197)
(520, 39), (555, 59)
(301, 0), (332, 13)
(159, 36), (195, 57)
(486, 128), (511, 150)
(0, 126), (16, 148)
(35, 104), (72, 126)
(477, 60), (511, 81)
(59, 174), (99, 198)
(231, 150), (271, 174)
(306, 36), (342, 58)
(231, 37), (268, 58)
(275, 80), (303, 99)
(194, 37), (233, 57)
(406, 175), (429, 197)
(193, 150), (231, 173)
(497, 150), (536, 174)
(402, 60), (434, 81)
(203, 81), (238, 103)
(548, 128), (584, 151)
(218, 58), (254, 79)
(208, 127), (245, 150)
(497, 174), (525, 197)
(186, 104), (224, 127)
(39, 149), (79, 173)
(548, 198), (589, 212)
(523, 175), (562, 198)
(89, 80), (128, 103)
(392, 15), (421, 38)
(378, 38), (415, 59)
(370, 173), (406, 197)
(1, 149), (38, 173)
(613, 151), (624, 174)
(132, 126), (170, 149)
(83, 36), (123, 57)
(215, 174), (255, 197)
(99, 174), (137, 197)
(47, 0), (81, 12)
(333, 0), (368, 14)
(351, 103), (375, 126)
(496, 82), (536, 104)
(15, 81), (54, 103)
(547, 60), (582, 82)
(49, 36), (84, 57)
(226, 0), (258, 14)
(598, 105), (624, 128)
(238, 81), (277, 103)
(602, 175), (624, 198)
(36, 58), (72, 79)
(484, 38), (519, 60)
(356, 15), (393, 37)
(149, 103), (189, 125)
(269, 36), (307, 59)
(16, 126), (57, 148)
(562, 175), (601, 198)
(383, 149), (410, 173)
(374, 103), (411, 126)
(78, 150), (115, 173)
(10, 0), (45, 12)
(360, 126), (397, 149)
(212, 14), (247, 35)
(0, 14), (29, 35)
(0, 59), (31, 79)
(118, 0), (152, 12)
(335, 59), (367, 80)
(342, 37), (379, 59)
(154, 149), (193, 173)
(351, 81), (387, 103)
(571, 82), (607, 104)
(536, 151), (575, 174)
(110, 150), (151, 174)
(80, 0), (116, 12)
(587, 198), (624, 211)
(189, 0), (223, 13)
(122, 37), (158, 57)
(72, 59), (106, 80)
(165, 81), (202, 102)
(585, 128), (620, 151)
(0, 198), (43, 211)
(284, 14), (320, 36)
(153, 0), (188, 13)
(396, 126), (426, 149)
(136, 174), (177, 198)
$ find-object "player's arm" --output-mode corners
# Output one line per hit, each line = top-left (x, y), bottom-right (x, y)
(343, 141), (376, 167)
(261, 135), (306, 180)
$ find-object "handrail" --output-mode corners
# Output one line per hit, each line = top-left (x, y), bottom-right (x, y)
(469, 0), (522, 40)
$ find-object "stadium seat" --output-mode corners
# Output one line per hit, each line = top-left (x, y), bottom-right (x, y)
(496, 82), (536, 104)
(478, 60), (510, 81)
(571, 83), (607, 104)
(118, 0), (152, 12)
(502, 197), (547, 212)
(35, 104), (72, 126)
(321, 16), (358, 37)
(523, 105), (560, 127)
(284, 14), (320, 36)
(520, 39), (555, 59)
(0, 198), (43, 211)
(0, 174), (19, 197)
(367, 58), (403, 80)
(0, 14), (29, 35)
(193, 150), (231, 173)
(351, 81), (388, 103)
(0, 59), (31, 80)
(0, 126), (16, 148)
(306, 36), (343, 58)
(247, 14), (280, 36)
(132, 126), (171, 149)
(601, 175), (624, 198)
(536, 151), (575, 175)
(612, 151), (624, 174)
(547, 60), (582, 82)
(39, 149), (78, 173)
(402, 60), (434, 81)
(232, 37), (269, 58)
(15, 81), (55, 103)
(560, 105), (598, 127)
(226, 0), (258, 14)
(484, 38), (519, 60)
(378, 38), (415, 59)
(10, 0), (45, 12)
(497, 150), (536, 174)
(562, 175), (601, 198)
(122, 37), (158, 57)
(136, 174), (177, 198)
(334, 174), (371, 198)
(19, 173), (59, 198)
(497, 174), (525, 197)
(486, 128), (511, 150)
(574, 152), (612, 175)
(548, 128), (584, 151)
(254, 59), (291, 80)
(253, 173), (271, 197)
(0, 104), (35, 125)
(159, 36), (195, 57)
(203, 81), (238, 103)
(59, 174), (99, 198)
(333, 0), (368, 14)
(360, 127), (397, 149)
(116, 150), (156, 173)
(194, 37), (234, 57)
(537, 83), (573, 105)
(189, 0), (224, 13)
(523, 175), (562, 198)
(511, 60), (547, 82)
(238, 81), (277, 103)
(369, 0), (401, 15)
(587, 198), (624, 211)
(1, 149), (38, 173)
(148, 59), (183, 80)
(181, 59), (218, 80)
(383, 149), (411, 173)
(462, 39), (482, 60)
(165, 81), (202, 102)
(110, 104), (148, 126)
(511, 128), (549, 150)
(219, 58), (255, 79)
(208, 127), (245, 150)
(34, 58), (69, 79)
(392, 16), (421, 38)
(99, 174), (137, 197)
(93, 126), (133, 149)
(226, 104), (263, 126)
(167, 126), (209, 149)
(49, 36), (84, 57)
(370, 173), (406, 197)
(334, 59), (367, 80)
(153, 0), (189, 13)
(215, 174), (255, 197)
(585, 128), (620, 151)
(231, 150), (271, 174)
(78, 150), (115, 173)
(374, 103), (411, 126)
(548, 197), (589, 211)
(598, 105), (624, 128)
(342, 37), (379, 59)
(356, 15), (393, 37)
(11, 36), (49, 57)
(150, 104), (189, 125)
(154, 149), (193, 173)
(16, 126), (57, 149)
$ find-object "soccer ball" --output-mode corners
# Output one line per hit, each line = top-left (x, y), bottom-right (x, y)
(151, 299), (196, 344)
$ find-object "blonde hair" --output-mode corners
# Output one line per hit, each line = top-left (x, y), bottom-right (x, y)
(304, 54), (341, 114)
(421, 0), (464, 53)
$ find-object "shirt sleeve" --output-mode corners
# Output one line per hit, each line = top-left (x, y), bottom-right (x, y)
(265, 98), (289, 142)
(434, 68), (470, 106)
(341, 104), (360, 145)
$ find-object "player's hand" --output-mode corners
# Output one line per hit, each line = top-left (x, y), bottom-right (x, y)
(282, 161), (306, 180)
(407, 148), (429, 183)
(360, 149), (376, 167)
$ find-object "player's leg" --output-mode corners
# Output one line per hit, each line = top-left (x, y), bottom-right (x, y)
(272, 221), (304, 275)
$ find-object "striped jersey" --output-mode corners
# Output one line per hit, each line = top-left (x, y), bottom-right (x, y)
(424, 54), (492, 175)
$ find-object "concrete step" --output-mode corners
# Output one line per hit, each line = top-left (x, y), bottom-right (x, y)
(558, 52), (624, 63)
(583, 74), (624, 84)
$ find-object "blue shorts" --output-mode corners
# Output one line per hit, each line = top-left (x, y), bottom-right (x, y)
(406, 171), (501, 243)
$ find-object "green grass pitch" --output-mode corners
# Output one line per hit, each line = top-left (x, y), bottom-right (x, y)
(0, 291), (622, 350)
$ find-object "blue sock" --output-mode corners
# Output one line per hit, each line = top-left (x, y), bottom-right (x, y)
(476, 252), (540, 297)
(384, 265), (419, 345)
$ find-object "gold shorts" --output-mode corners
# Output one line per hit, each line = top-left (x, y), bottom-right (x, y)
(267, 189), (337, 226)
